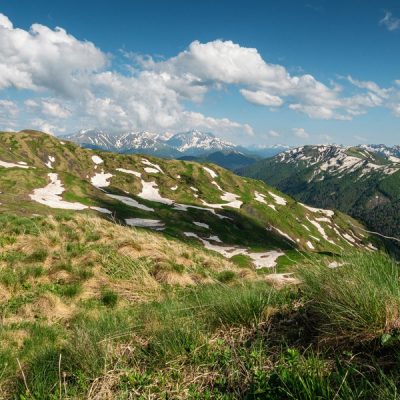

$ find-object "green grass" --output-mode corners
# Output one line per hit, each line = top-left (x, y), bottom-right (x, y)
(298, 251), (400, 344)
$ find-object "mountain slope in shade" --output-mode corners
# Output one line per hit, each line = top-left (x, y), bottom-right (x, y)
(179, 150), (260, 171)
(239, 144), (400, 251)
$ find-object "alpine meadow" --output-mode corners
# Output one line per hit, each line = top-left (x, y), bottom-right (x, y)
(1, 1), (400, 399)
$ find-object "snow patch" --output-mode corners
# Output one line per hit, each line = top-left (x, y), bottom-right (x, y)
(183, 232), (283, 268)
(268, 191), (287, 205)
(125, 218), (165, 230)
(138, 180), (174, 205)
(203, 166), (218, 178)
(45, 155), (55, 169)
(91, 172), (113, 188)
(106, 194), (154, 212)
(30, 173), (87, 210)
(193, 221), (209, 229)
(301, 203), (334, 217)
(254, 191), (267, 204)
(116, 168), (141, 177)
(0, 160), (30, 169)
(306, 241), (315, 249)
(91, 206), (112, 214)
(91, 155), (104, 165)
(142, 158), (164, 173)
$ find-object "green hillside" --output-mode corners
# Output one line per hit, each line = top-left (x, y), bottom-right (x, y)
(239, 145), (400, 253)
(2, 131), (399, 399)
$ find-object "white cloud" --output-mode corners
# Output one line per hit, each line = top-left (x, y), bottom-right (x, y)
(25, 99), (71, 118)
(268, 129), (281, 137)
(380, 11), (400, 31)
(347, 76), (390, 98)
(0, 13), (107, 95)
(1, 12), (400, 140)
(292, 127), (310, 138)
(0, 14), (12, 29)
(30, 118), (65, 135)
(240, 89), (283, 107)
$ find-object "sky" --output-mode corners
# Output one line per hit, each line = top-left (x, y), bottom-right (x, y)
(0, 0), (400, 146)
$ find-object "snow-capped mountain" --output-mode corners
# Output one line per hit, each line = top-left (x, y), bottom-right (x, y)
(62, 129), (179, 157)
(360, 144), (400, 160)
(62, 129), (246, 158)
(238, 144), (400, 246)
(165, 130), (237, 155)
(275, 145), (400, 182)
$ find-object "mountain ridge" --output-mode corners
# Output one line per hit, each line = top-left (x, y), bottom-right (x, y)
(61, 129), (287, 165)
(238, 144), (400, 252)
(0, 130), (378, 264)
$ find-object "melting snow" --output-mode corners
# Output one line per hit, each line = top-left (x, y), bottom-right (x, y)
(107, 194), (154, 212)
(201, 191), (243, 209)
(45, 155), (55, 169)
(273, 227), (295, 243)
(170, 185), (178, 191)
(125, 218), (165, 230)
(268, 191), (287, 205)
(208, 235), (222, 242)
(301, 203), (334, 217)
(306, 241), (315, 249)
(142, 158), (164, 173)
(30, 173), (88, 210)
(144, 167), (160, 174)
(116, 168), (141, 177)
(91, 207), (112, 214)
(255, 191), (267, 204)
(193, 221), (209, 229)
(211, 181), (223, 191)
(91, 155), (104, 165)
(0, 160), (30, 169)
(138, 180), (174, 205)
(203, 166), (218, 178)
(91, 172), (113, 188)
(183, 232), (284, 268)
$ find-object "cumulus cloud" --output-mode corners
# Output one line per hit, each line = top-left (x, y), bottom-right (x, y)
(292, 128), (310, 138)
(30, 118), (65, 135)
(25, 99), (71, 118)
(0, 15), (107, 96)
(380, 11), (400, 31)
(0, 13), (399, 139)
(240, 89), (283, 107)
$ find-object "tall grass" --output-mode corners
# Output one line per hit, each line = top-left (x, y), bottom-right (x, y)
(298, 251), (400, 344)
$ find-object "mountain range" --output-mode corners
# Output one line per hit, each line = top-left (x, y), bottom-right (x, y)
(239, 144), (400, 253)
(61, 129), (287, 169)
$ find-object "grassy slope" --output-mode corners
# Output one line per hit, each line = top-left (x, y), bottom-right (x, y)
(1, 131), (397, 398)
(0, 131), (377, 257)
(0, 216), (399, 399)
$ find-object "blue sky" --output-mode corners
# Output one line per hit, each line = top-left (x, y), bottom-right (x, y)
(0, 0), (399, 146)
